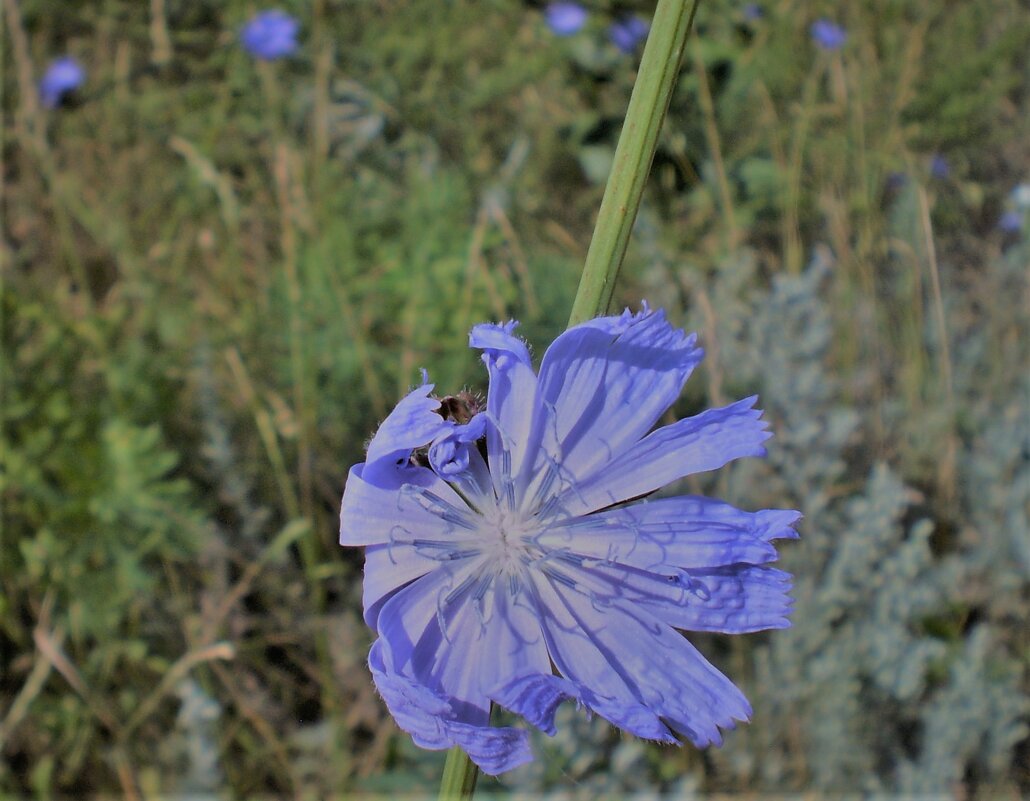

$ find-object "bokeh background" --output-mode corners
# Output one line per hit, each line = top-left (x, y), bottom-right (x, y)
(2, 0), (1028, 797)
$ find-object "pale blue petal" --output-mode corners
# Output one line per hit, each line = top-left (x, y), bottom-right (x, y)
(410, 583), (503, 716)
(514, 395), (568, 518)
(371, 566), (548, 774)
(537, 308), (703, 485)
(559, 396), (771, 516)
(469, 322), (543, 509)
(368, 640), (533, 775)
(447, 718), (534, 775)
(363, 382), (452, 484)
(539, 497), (800, 570)
(361, 544), (450, 631)
(468, 321), (531, 365)
(654, 565), (793, 633)
(342, 460), (484, 630)
(375, 564), (481, 681)
(428, 414), (487, 480)
(376, 563), (551, 721)
(490, 673), (577, 736)
(554, 557), (794, 634)
(428, 414), (494, 509)
(369, 639), (454, 748)
(490, 670), (676, 743)
(526, 584), (675, 743)
(529, 568), (751, 747)
(475, 585), (552, 701)
(419, 583), (550, 717)
(452, 446), (496, 513)
(339, 462), (479, 546)
(754, 509), (803, 541)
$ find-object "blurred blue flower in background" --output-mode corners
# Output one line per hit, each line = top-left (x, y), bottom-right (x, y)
(340, 307), (799, 774)
(810, 19), (847, 51)
(885, 171), (908, 191)
(240, 9), (299, 61)
(998, 210), (1022, 233)
(544, 2), (588, 36)
(743, 3), (763, 21)
(1011, 183), (1030, 209)
(39, 56), (85, 109)
(930, 154), (950, 179)
(609, 16), (650, 53)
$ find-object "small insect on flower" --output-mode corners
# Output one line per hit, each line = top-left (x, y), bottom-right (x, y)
(810, 19), (847, 51)
(544, 2), (588, 37)
(240, 9), (299, 61)
(340, 307), (799, 774)
(39, 56), (85, 109)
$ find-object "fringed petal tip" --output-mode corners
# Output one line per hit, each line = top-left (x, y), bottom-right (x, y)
(756, 509), (803, 541)
(490, 673), (573, 736)
(368, 641), (534, 775)
(733, 395), (773, 456)
(596, 301), (662, 332)
(576, 303), (701, 356)
(490, 672), (678, 744)
(469, 321), (531, 367)
(488, 669), (761, 750)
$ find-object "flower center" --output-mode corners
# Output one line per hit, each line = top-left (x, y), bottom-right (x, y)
(478, 508), (536, 573)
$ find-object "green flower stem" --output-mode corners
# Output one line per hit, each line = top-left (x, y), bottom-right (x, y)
(437, 745), (479, 801)
(435, 3), (701, 798)
(568, 0), (703, 327)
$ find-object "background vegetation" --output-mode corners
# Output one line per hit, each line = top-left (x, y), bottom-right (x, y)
(2, 0), (1027, 797)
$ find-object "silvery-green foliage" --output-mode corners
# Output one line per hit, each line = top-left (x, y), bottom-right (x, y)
(896, 626), (1028, 794)
(659, 250), (1028, 794)
(668, 249), (859, 528)
(288, 721), (350, 798)
(157, 679), (222, 798)
(502, 704), (700, 799)
(759, 464), (957, 791)
(965, 381), (1030, 589)
(951, 246), (1030, 600)
(194, 342), (271, 543)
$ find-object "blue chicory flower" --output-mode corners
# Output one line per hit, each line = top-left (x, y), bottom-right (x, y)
(240, 9), (299, 61)
(39, 56), (85, 109)
(545, 2), (588, 36)
(743, 3), (763, 22)
(810, 19), (847, 51)
(340, 307), (799, 774)
(998, 210), (1022, 233)
(609, 16), (650, 53)
(930, 154), (950, 179)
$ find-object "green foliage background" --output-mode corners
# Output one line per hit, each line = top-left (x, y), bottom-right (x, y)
(2, 0), (1027, 797)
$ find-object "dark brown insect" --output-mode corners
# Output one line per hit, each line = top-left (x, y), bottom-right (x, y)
(410, 390), (486, 469)
(434, 390), (483, 425)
